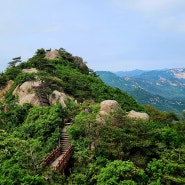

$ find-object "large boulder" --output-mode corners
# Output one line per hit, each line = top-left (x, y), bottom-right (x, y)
(127, 110), (149, 120)
(97, 100), (122, 125)
(100, 100), (121, 115)
(13, 81), (70, 107)
(49, 90), (68, 107)
(45, 50), (59, 60)
(13, 81), (41, 106)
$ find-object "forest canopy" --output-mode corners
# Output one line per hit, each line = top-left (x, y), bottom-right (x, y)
(0, 48), (185, 184)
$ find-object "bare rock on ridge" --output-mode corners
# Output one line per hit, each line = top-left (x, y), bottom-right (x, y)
(49, 90), (68, 107)
(127, 110), (149, 120)
(13, 81), (41, 106)
(45, 50), (59, 60)
(13, 81), (70, 107)
(22, 68), (38, 73)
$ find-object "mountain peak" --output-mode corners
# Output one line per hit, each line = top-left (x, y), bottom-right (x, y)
(45, 49), (60, 60)
(169, 68), (185, 79)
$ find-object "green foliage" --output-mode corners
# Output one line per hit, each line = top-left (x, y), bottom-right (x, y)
(14, 72), (35, 86)
(0, 103), (32, 130)
(0, 73), (8, 87)
(0, 131), (45, 185)
(145, 105), (179, 123)
(0, 104), (68, 184)
(58, 48), (72, 59)
(1, 47), (185, 184)
(55, 65), (143, 110)
(36, 48), (46, 56)
(18, 61), (32, 69)
(17, 105), (66, 143)
(8, 56), (22, 68)
(146, 159), (173, 184)
(66, 99), (185, 184)
(4, 66), (21, 80)
(97, 160), (146, 185)
(28, 48), (46, 69)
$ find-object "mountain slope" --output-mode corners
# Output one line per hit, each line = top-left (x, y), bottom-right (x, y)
(128, 68), (185, 101)
(97, 70), (185, 115)
(0, 48), (144, 184)
(1, 49), (143, 111)
(1, 48), (185, 184)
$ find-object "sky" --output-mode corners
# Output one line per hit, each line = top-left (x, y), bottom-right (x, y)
(1, 0), (185, 72)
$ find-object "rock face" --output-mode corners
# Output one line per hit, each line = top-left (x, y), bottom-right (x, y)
(49, 90), (68, 107)
(13, 81), (41, 106)
(13, 81), (69, 107)
(74, 56), (87, 68)
(127, 110), (149, 120)
(45, 50), (59, 60)
(100, 100), (120, 115)
(22, 68), (38, 73)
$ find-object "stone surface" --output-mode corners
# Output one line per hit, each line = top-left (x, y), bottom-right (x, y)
(13, 81), (70, 107)
(45, 50), (59, 60)
(13, 81), (41, 106)
(97, 100), (121, 124)
(22, 68), (38, 73)
(49, 90), (68, 107)
(127, 110), (149, 120)
(100, 100), (120, 115)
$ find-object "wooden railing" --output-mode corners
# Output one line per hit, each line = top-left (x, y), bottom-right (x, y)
(42, 145), (61, 166)
(42, 125), (73, 173)
(54, 145), (73, 173)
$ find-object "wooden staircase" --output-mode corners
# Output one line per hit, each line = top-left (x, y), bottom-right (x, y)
(34, 82), (73, 173)
(61, 127), (71, 153)
(43, 123), (73, 174)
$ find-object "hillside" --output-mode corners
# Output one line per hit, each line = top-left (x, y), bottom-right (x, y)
(97, 70), (185, 116)
(0, 48), (185, 184)
(128, 68), (185, 101)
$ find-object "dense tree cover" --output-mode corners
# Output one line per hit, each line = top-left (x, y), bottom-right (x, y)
(66, 104), (185, 184)
(0, 48), (185, 184)
(144, 105), (179, 123)
(0, 104), (67, 184)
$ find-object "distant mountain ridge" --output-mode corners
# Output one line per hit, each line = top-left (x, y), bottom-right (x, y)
(97, 68), (185, 116)
(115, 69), (147, 77)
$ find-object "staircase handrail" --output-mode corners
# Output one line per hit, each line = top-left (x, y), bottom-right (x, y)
(42, 145), (61, 165)
(54, 145), (73, 171)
